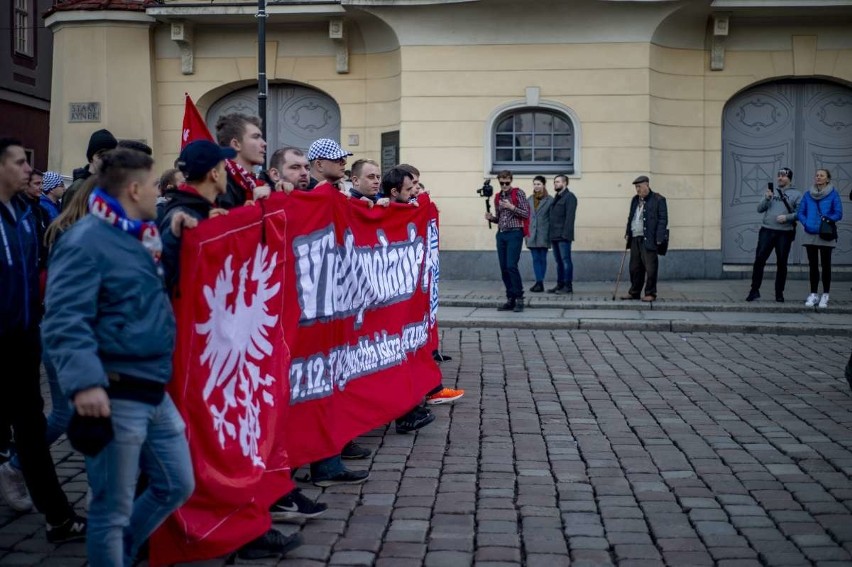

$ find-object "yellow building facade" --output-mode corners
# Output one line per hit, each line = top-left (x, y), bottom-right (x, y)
(45, 0), (852, 279)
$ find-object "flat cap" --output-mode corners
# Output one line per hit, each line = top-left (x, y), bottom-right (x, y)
(632, 175), (649, 185)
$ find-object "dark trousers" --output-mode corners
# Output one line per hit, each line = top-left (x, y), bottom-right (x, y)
(805, 245), (833, 293)
(0, 328), (73, 525)
(750, 227), (794, 295)
(628, 236), (658, 298)
(496, 229), (524, 300)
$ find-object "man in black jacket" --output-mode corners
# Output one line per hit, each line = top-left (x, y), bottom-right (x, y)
(548, 174), (578, 294)
(623, 175), (668, 302)
(62, 129), (118, 211)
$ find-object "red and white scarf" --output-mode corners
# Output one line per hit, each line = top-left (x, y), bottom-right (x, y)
(224, 159), (258, 202)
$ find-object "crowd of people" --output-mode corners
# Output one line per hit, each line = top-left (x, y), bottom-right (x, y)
(488, 166), (847, 308)
(1, 115), (849, 565)
(0, 115), (463, 565)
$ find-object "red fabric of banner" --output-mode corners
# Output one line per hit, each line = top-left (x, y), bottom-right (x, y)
(282, 187), (442, 466)
(151, 189), (442, 563)
(150, 200), (293, 565)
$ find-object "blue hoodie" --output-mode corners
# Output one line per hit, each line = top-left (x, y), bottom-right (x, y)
(0, 195), (40, 335)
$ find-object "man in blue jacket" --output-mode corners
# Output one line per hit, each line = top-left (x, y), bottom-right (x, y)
(0, 138), (86, 542)
(43, 148), (194, 566)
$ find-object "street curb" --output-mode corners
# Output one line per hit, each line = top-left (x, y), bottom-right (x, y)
(440, 297), (852, 314)
(438, 316), (852, 337)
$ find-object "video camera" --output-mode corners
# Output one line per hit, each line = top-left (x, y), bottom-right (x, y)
(477, 179), (494, 229)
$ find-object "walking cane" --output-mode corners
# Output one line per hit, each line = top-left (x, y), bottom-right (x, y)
(612, 247), (628, 300)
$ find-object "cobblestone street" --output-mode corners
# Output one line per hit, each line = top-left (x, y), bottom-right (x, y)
(2, 328), (851, 566)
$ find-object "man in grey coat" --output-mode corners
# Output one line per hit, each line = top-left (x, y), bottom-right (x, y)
(746, 167), (801, 303)
(548, 174), (578, 294)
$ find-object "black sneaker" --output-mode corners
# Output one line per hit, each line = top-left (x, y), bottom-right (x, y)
(312, 468), (370, 487)
(746, 290), (760, 302)
(432, 350), (452, 362)
(776, 294), (784, 303)
(529, 282), (544, 292)
(548, 284), (564, 293)
(341, 441), (371, 460)
(513, 301), (524, 313)
(270, 488), (327, 521)
(235, 529), (301, 561)
(497, 300), (515, 311)
(396, 407), (436, 434)
(46, 514), (87, 544)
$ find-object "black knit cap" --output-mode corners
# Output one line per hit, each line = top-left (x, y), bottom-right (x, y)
(86, 129), (118, 162)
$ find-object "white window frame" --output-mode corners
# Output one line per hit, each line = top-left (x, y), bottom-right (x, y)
(14, 0), (33, 57)
(484, 96), (582, 177)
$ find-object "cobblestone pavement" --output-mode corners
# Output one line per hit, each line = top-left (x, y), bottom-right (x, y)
(2, 329), (851, 566)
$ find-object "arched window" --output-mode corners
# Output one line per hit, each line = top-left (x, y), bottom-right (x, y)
(491, 108), (576, 174)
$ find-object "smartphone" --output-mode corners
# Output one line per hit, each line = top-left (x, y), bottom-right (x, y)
(767, 182), (774, 190)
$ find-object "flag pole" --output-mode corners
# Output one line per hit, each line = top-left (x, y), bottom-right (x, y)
(257, 0), (268, 168)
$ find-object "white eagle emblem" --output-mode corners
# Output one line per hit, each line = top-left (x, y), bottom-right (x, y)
(196, 244), (281, 468)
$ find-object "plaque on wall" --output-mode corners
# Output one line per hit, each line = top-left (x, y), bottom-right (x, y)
(69, 102), (101, 123)
(381, 130), (400, 175)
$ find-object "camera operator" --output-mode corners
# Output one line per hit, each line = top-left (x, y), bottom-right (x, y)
(484, 170), (530, 312)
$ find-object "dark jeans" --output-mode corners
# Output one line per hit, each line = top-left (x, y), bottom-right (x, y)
(628, 236), (658, 298)
(750, 227), (794, 295)
(529, 248), (548, 283)
(496, 229), (524, 300)
(845, 350), (852, 391)
(805, 245), (832, 293)
(552, 240), (573, 285)
(0, 328), (74, 526)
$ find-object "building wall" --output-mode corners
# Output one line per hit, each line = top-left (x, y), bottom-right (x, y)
(44, 0), (852, 279)
(0, 0), (54, 170)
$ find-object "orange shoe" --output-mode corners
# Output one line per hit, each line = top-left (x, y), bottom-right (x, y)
(426, 387), (464, 405)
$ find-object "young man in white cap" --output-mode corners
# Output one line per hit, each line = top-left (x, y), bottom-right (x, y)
(306, 138), (352, 192)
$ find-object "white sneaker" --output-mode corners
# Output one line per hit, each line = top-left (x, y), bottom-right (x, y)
(805, 293), (819, 307)
(818, 293), (829, 309)
(0, 462), (33, 512)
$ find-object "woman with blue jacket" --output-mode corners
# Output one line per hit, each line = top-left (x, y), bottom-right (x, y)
(797, 168), (843, 308)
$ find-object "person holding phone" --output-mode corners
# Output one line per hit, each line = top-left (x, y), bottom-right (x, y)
(746, 167), (801, 302)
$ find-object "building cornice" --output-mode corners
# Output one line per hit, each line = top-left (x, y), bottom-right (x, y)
(711, 0), (852, 6)
(45, 9), (156, 28)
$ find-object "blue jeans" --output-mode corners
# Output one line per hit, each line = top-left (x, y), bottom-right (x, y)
(496, 229), (524, 300)
(86, 395), (194, 567)
(10, 352), (73, 471)
(552, 240), (573, 284)
(310, 454), (345, 480)
(529, 248), (548, 283)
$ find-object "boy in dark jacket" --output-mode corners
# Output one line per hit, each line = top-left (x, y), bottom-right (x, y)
(0, 138), (86, 543)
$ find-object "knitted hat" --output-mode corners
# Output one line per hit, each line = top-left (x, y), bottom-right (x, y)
(86, 129), (118, 162)
(42, 171), (64, 193)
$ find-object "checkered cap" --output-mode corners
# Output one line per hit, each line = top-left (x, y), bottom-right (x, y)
(42, 171), (64, 193)
(307, 138), (352, 161)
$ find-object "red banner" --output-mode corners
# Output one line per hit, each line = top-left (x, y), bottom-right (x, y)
(150, 187), (441, 564)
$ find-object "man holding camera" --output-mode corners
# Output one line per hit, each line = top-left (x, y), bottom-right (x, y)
(484, 170), (530, 312)
(746, 167), (801, 302)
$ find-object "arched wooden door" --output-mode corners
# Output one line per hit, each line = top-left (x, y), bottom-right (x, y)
(722, 80), (852, 266)
(207, 84), (341, 154)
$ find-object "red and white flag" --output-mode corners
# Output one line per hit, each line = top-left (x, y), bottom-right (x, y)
(181, 93), (215, 149)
